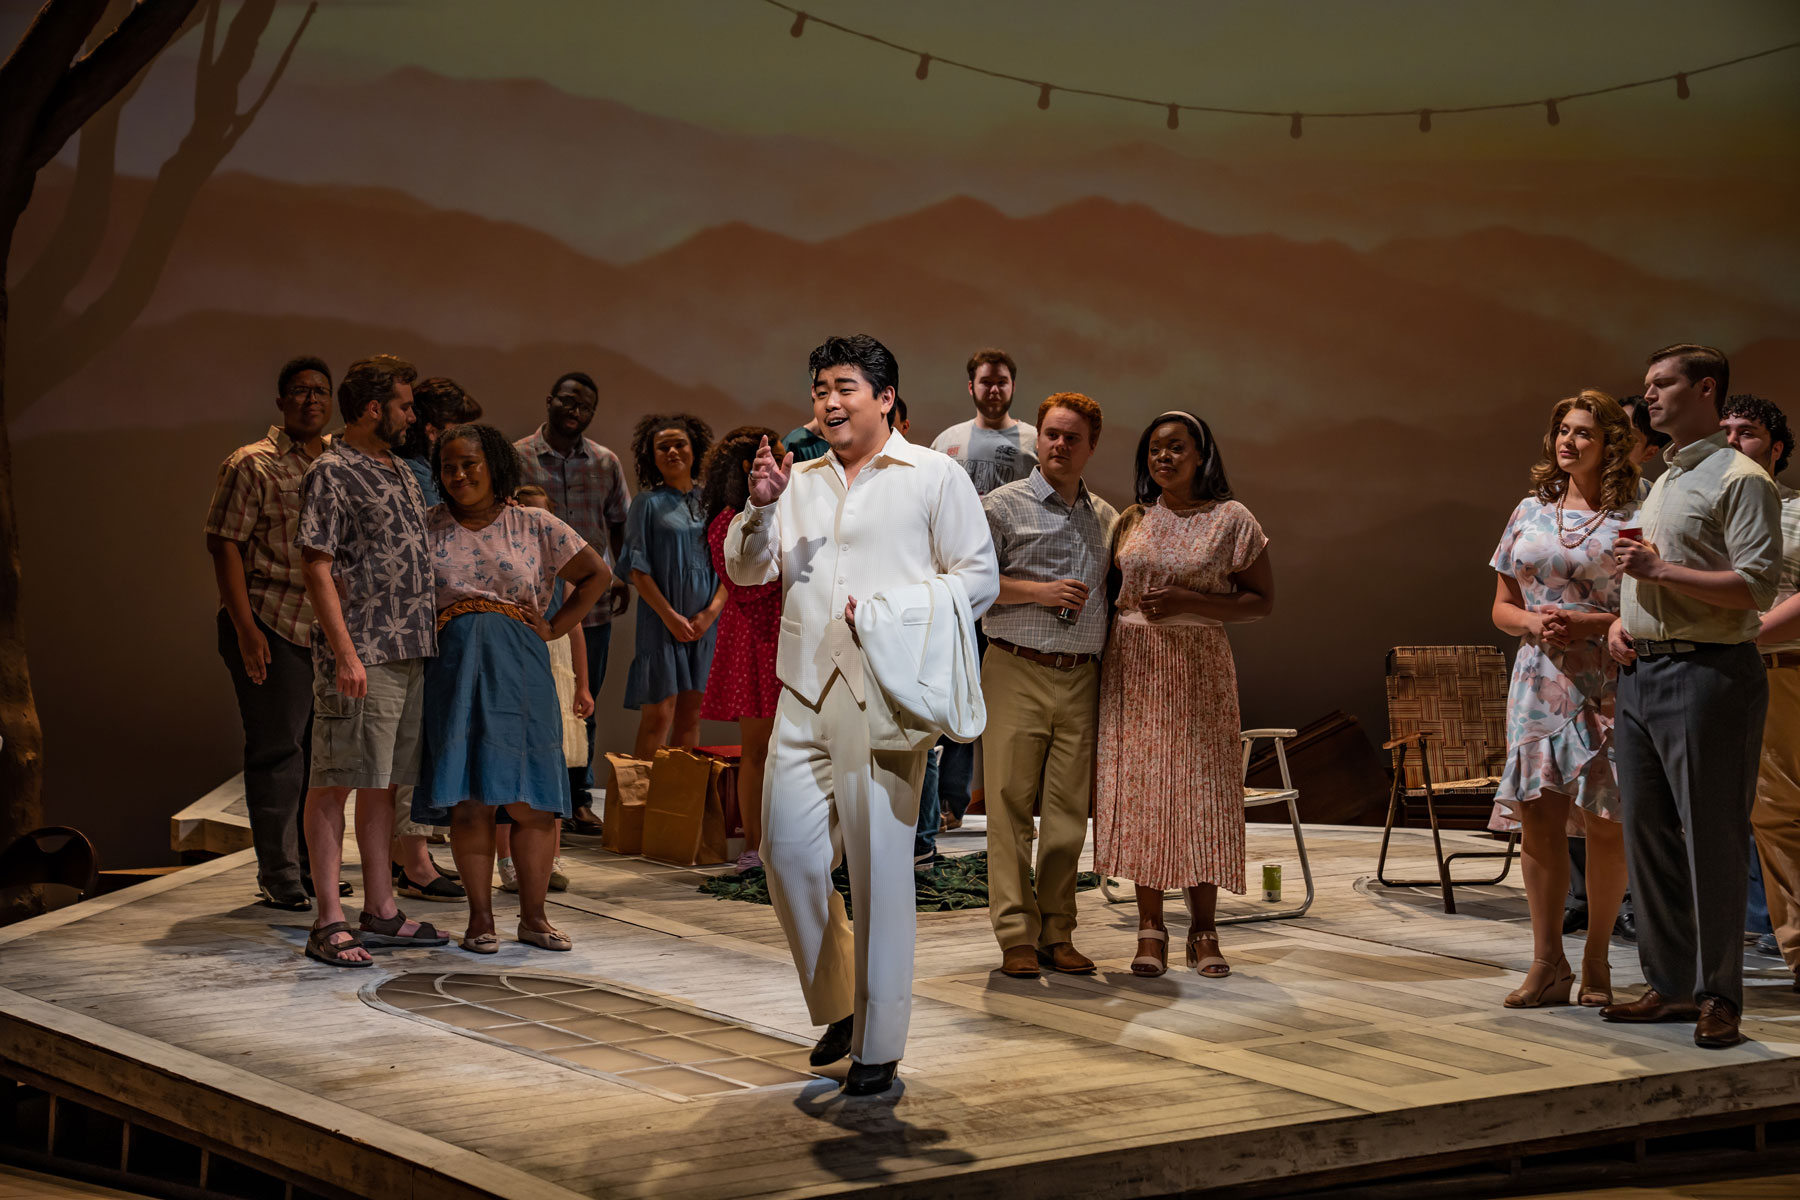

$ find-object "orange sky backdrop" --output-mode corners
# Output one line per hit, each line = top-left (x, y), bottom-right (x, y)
(5, 0), (1798, 862)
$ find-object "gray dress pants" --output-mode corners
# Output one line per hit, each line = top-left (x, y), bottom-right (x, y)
(1616, 642), (1767, 1009)
(217, 609), (314, 892)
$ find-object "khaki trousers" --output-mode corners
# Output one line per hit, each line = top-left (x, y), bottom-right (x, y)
(761, 676), (929, 1066)
(981, 647), (1099, 951)
(1751, 664), (1800, 974)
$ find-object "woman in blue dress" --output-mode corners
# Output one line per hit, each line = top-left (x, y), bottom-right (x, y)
(414, 424), (609, 953)
(622, 413), (726, 758)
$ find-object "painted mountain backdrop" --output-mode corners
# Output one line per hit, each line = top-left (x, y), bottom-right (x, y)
(9, 55), (1798, 863)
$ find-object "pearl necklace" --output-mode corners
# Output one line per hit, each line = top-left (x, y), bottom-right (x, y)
(1554, 492), (1609, 548)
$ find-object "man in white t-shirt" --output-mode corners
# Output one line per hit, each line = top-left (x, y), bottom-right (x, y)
(923, 349), (1038, 849)
(931, 348), (1038, 497)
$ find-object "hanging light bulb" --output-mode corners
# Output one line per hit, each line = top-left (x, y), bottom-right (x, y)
(915, 53), (930, 80)
(1545, 98), (1560, 125)
(1037, 83), (1052, 110)
(1418, 109), (1432, 133)
(789, 11), (806, 37)
(1166, 103), (1180, 131)
(1675, 72), (1690, 99)
(1289, 113), (1303, 139)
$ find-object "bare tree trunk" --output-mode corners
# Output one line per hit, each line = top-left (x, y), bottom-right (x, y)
(0, 0), (205, 853)
(0, 221), (46, 852)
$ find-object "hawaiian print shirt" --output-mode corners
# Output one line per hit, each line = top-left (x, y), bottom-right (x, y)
(295, 438), (437, 674)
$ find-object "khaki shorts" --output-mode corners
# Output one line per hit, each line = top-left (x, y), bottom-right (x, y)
(310, 657), (424, 790)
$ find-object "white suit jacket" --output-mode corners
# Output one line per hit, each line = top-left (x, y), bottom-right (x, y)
(725, 430), (998, 708)
(855, 575), (986, 751)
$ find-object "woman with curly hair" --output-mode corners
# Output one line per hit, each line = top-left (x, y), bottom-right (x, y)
(622, 413), (725, 757)
(697, 427), (784, 872)
(412, 424), (610, 952)
(1489, 390), (1641, 1008)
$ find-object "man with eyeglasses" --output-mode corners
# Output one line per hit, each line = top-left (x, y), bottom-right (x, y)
(204, 356), (337, 910)
(515, 372), (632, 826)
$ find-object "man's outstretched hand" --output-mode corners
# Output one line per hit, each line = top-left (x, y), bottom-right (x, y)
(749, 435), (795, 507)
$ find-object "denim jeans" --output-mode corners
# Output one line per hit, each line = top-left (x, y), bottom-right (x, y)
(913, 744), (942, 860)
(1750, 836), (1774, 936)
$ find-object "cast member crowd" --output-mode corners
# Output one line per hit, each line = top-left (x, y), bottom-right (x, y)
(1484, 343), (1797, 1051)
(204, 333), (1794, 1094)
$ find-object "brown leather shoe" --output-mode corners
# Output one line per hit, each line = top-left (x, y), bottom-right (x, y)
(1694, 996), (1744, 1048)
(1599, 988), (1700, 1023)
(1038, 942), (1096, 975)
(1000, 944), (1041, 977)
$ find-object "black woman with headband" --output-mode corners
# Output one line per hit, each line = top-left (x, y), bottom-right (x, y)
(1095, 411), (1273, 980)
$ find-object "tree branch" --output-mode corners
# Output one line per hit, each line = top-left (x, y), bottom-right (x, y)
(0, 0), (112, 182)
(26, 0), (204, 174)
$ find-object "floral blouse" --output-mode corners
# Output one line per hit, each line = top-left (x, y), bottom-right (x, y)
(427, 505), (584, 615)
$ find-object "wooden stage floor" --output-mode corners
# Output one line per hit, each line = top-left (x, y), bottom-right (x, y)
(4, 811), (1799, 1200)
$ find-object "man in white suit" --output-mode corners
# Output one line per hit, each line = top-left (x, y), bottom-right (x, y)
(727, 334), (997, 1095)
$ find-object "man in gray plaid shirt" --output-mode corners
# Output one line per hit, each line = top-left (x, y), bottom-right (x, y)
(980, 392), (1118, 978)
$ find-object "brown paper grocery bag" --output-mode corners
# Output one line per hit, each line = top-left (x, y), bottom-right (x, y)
(640, 749), (731, 866)
(600, 753), (652, 855)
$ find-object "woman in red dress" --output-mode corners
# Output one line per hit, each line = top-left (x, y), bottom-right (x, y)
(699, 427), (785, 872)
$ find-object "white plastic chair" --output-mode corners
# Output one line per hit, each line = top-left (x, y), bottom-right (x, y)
(1100, 728), (1316, 924)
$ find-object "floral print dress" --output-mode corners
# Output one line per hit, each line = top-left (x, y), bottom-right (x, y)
(1489, 495), (1638, 835)
(1095, 499), (1268, 893)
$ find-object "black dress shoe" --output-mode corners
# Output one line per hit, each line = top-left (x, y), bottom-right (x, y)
(1561, 907), (1588, 935)
(843, 1060), (898, 1096)
(1615, 910), (1636, 942)
(810, 1015), (854, 1067)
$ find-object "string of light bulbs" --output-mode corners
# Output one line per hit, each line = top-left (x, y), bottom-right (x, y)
(762, 0), (1800, 137)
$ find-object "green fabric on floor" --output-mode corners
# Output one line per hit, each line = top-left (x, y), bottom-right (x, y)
(697, 851), (1103, 915)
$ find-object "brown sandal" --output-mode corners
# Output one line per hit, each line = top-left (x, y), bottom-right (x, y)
(305, 921), (372, 968)
(1187, 930), (1230, 978)
(358, 908), (449, 947)
(1131, 927), (1168, 977)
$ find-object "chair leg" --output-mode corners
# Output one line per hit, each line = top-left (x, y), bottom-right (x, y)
(1375, 744), (1409, 885)
(1418, 772), (1457, 915)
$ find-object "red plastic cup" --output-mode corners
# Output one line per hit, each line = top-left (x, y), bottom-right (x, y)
(1617, 526), (1643, 542)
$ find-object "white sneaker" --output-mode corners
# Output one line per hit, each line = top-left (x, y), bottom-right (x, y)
(550, 857), (570, 892)
(498, 856), (519, 893)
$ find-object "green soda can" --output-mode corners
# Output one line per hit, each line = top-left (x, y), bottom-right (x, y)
(1261, 862), (1282, 903)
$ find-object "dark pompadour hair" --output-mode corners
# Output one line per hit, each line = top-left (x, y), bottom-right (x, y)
(338, 355), (417, 423)
(1619, 395), (1672, 450)
(401, 377), (481, 460)
(1647, 343), (1730, 409)
(1722, 393), (1793, 475)
(277, 355), (331, 395)
(1134, 411), (1233, 506)
(809, 334), (898, 400)
(631, 413), (713, 490)
(433, 423), (524, 506)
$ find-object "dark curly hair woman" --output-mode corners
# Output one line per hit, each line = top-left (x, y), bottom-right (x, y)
(621, 413), (725, 757)
(413, 423), (611, 954)
(1488, 389), (1641, 1011)
(697, 427), (784, 871)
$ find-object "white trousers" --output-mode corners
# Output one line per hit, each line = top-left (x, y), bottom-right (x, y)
(762, 676), (929, 1065)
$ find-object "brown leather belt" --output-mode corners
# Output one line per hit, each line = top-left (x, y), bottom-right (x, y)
(1765, 650), (1800, 670)
(990, 637), (1096, 671)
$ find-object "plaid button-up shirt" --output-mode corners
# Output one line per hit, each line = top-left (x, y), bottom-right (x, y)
(203, 425), (320, 647)
(515, 427), (631, 626)
(980, 469), (1118, 656)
